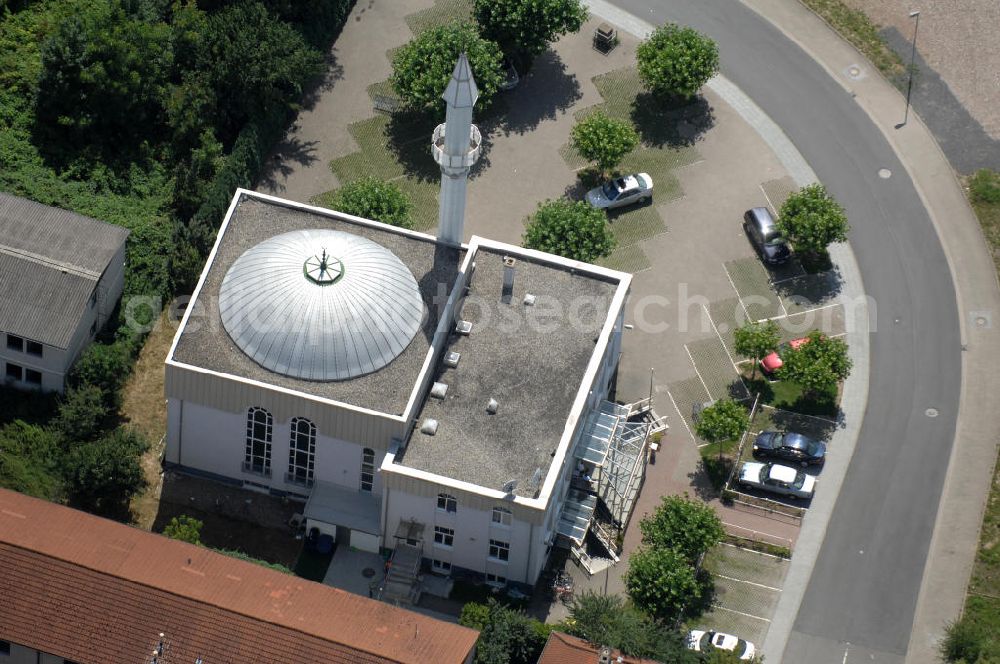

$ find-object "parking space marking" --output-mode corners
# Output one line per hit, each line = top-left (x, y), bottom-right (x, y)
(758, 301), (841, 322)
(715, 573), (783, 593)
(712, 605), (772, 622)
(722, 262), (752, 321)
(718, 541), (790, 561)
(667, 388), (696, 443)
(703, 304), (743, 374)
(684, 344), (713, 402)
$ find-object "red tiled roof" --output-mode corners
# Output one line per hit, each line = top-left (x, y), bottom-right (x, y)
(0, 489), (477, 664)
(537, 632), (661, 664)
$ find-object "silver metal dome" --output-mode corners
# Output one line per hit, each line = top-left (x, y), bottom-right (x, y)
(218, 229), (424, 381)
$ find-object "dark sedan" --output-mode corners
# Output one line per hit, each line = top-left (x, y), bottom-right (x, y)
(752, 431), (826, 466)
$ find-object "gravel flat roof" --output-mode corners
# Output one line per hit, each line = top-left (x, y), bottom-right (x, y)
(172, 195), (463, 415)
(398, 247), (620, 497)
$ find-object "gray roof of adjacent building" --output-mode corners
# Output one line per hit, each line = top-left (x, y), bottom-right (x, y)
(0, 193), (129, 348)
(396, 247), (621, 497)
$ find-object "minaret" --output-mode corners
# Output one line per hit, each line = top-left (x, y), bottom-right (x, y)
(432, 53), (482, 245)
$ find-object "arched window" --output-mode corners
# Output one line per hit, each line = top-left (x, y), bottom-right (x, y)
(287, 417), (316, 486)
(360, 448), (375, 492)
(437, 493), (457, 513)
(244, 407), (272, 476)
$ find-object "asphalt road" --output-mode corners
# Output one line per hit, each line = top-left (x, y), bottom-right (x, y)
(605, 1), (963, 661)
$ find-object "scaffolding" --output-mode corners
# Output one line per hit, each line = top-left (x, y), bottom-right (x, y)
(564, 400), (667, 557)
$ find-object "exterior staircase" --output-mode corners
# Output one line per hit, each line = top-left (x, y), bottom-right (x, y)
(381, 543), (422, 606)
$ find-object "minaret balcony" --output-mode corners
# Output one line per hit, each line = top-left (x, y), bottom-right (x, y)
(432, 123), (482, 170)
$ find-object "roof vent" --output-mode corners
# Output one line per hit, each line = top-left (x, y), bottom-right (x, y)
(444, 350), (461, 367)
(420, 418), (439, 435)
(486, 398), (499, 414)
(430, 382), (449, 399)
(523, 293), (536, 306)
(599, 647), (612, 664)
(502, 256), (516, 303)
(456, 320), (473, 335)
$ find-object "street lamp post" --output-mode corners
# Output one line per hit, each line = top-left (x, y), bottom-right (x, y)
(897, 10), (920, 128)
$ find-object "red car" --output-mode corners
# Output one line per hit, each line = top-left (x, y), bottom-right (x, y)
(760, 337), (808, 374)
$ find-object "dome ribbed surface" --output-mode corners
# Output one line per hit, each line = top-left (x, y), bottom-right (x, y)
(218, 229), (424, 381)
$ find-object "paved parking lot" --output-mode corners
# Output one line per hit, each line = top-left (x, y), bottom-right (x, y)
(698, 543), (791, 649)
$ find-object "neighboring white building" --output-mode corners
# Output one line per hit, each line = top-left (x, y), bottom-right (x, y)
(0, 193), (129, 393)
(164, 57), (663, 594)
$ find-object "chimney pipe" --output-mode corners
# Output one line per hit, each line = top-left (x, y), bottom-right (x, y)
(502, 256), (516, 302)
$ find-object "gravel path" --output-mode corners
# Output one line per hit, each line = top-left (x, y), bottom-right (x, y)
(843, 0), (1000, 147)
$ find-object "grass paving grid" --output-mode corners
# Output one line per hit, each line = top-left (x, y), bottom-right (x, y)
(666, 376), (712, 439)
(686, 337), (749, 401)
(724, 258), (784, 321)
(559, 66), (702, 270)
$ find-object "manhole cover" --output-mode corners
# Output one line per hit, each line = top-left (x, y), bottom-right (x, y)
(925, 408), (939, 418)
(878, 168), (892, 179)
(362, 567), (376, 578)
(844, 64), (866, 81)
(976, 316), (988, 327)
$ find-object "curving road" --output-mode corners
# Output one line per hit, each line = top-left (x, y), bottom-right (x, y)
(604, 1), (963, 661)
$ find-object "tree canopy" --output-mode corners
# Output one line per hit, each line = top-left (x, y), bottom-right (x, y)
(571, 111), (639, 177)
(694, 399), (749, 445)
(390, 21), (505, 110)
(777, 330), (852, 395)
(639, 494), (725, 564)
(474, 0), (587, 65)
(777, 183), (850, 255)
(64, 427), (149, 517)
(636, 23), (719, 99)
(164, 514), (204, 545)
(523, 199), (615, 262)
(566, 592), (700, 662)
(625, 545), (702, 623)
(733, 320), (780, 379)
(459, 600), (550, 664)
(328, 177), (414, 228)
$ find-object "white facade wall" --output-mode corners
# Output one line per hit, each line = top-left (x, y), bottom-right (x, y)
(166, 400), (387, 498)
(384, 489), (536, 584)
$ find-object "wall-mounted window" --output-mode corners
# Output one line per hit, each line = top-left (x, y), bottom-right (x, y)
(0, 640), (10, 655)
(491, 506), (512, 527)
(24, 369), (42, 386)
(5, 363), (22, 382)
(433, 526), (454, 547)
(6, 335), (23, 352)
(286, 417), (315, 487)
(360, 447), (375, 492)
(488, 539), (510, 562)
(436, 493), (457, 513)
(25, 340), (43, 357)
(244, 407), (272, 477)
(432, 559), (452, 573)
(485, 573), (507, 585)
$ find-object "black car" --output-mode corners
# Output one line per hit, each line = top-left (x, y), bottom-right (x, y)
(752, 431), (826, 466)
(743, 207), (791, 265)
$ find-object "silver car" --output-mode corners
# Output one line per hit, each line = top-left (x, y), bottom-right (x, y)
(738, 461), (816, 499)
(586, 173), (653, 210)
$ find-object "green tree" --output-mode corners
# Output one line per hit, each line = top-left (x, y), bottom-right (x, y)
(463, 599), (548, 664)
(777, 330), (851, 397)
(639, 494), (724, 564)
(328, 177), (414, 229)
(163, 514), (203, 545)
(390, 21), (505, 110)
(571, 111), (639, 178)
(35, 1), (173, 159)
(566, 592), (700, 662)
(777, 183), (850, 256)
(64, 427), (148, 517)
(0, 421), (63, 500)
(636, 23), (719, 100)
(474, 0), (587, 66)
(733, 320), (780, 379)
(523, 199), (615, 262)
(694, 399), (749, 446)
(68, 340), (134, 409)
(53, 384), (107, 443)
(625, 546), (701, 624)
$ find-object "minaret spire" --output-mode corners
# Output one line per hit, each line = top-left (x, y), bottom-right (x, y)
(432, 53), (482, 245)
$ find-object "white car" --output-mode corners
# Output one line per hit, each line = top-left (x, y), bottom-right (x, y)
(738, 461), (816, 499)
(687, 630), (756, 660)
(585, 173), (653, 210)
